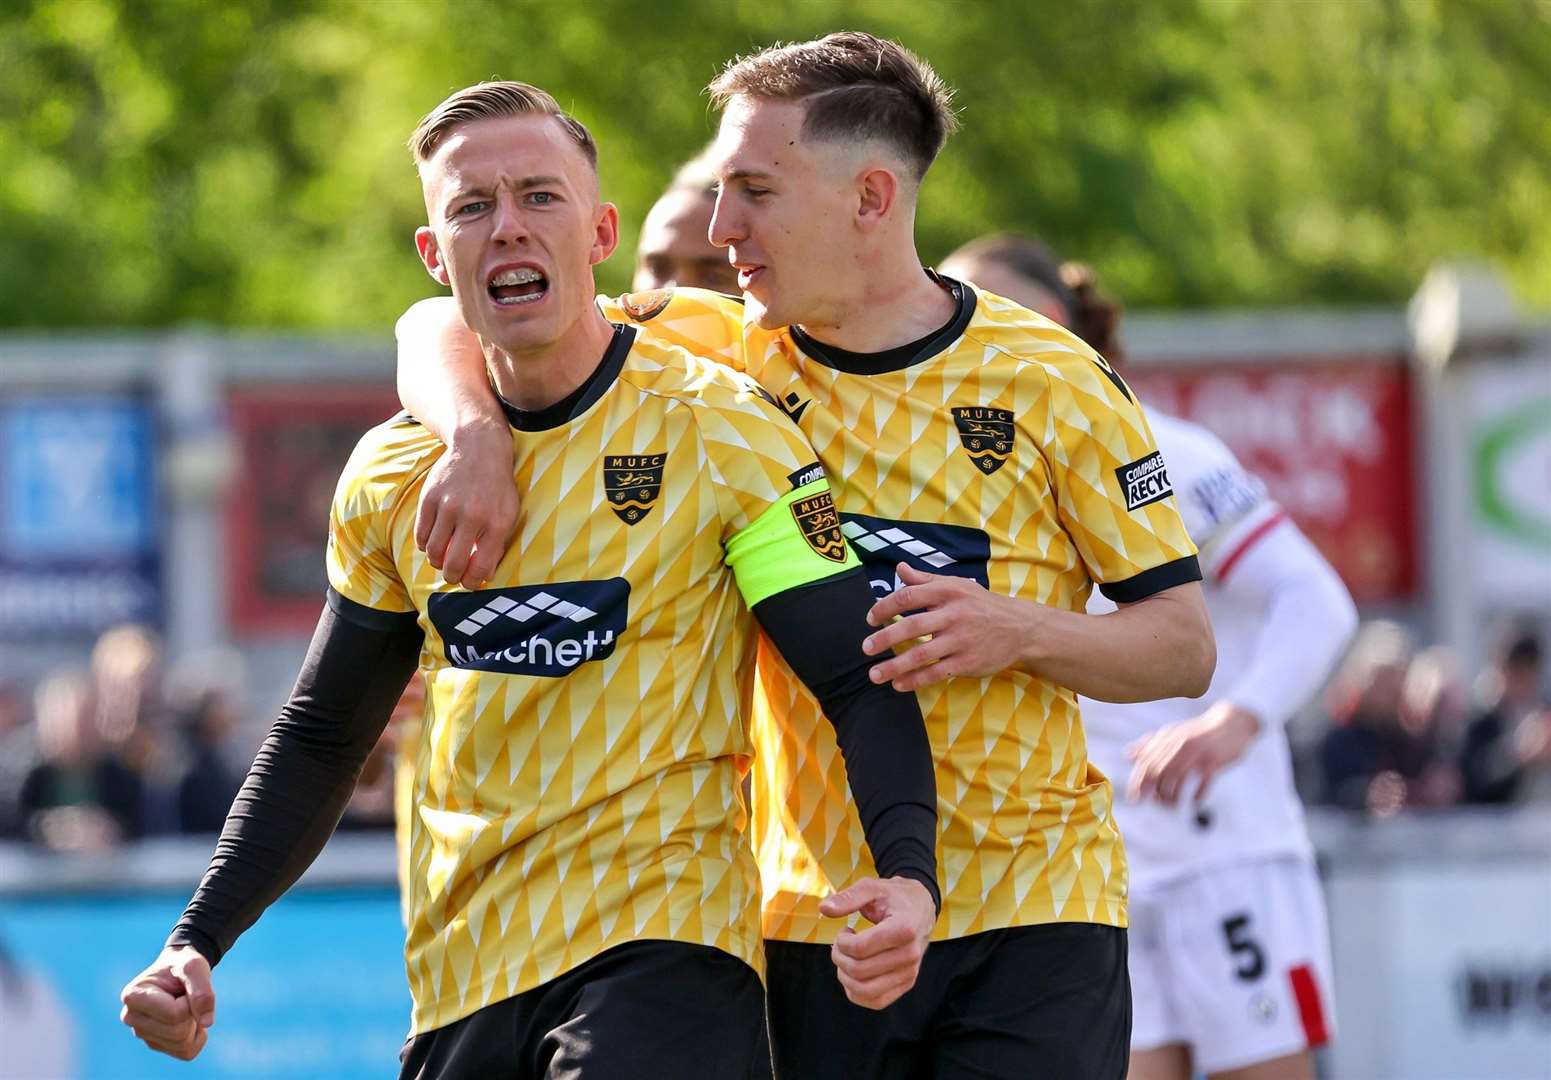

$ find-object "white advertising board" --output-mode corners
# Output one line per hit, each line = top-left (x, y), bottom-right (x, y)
(1326, 858), (1551, 1079)
(1468, 358), (1551, 606)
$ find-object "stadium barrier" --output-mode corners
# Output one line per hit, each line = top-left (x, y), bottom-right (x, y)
(2, 810), (1548, 1079)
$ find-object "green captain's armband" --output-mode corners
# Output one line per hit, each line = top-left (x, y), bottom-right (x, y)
(725, 481), (860, 607)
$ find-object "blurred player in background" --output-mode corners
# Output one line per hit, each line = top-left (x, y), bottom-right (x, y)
(943, 233), (1358, 1080)
(119, 80), (941, 1079)
(398, 33), (1216, 1079)
(633, 149), (739, 294)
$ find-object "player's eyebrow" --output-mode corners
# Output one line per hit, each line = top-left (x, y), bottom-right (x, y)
(447, 175), (567, 203)
(721, 168), (774, 183)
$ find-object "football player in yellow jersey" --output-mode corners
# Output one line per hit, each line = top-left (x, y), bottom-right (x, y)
(384, 150), (740, 929)
(397, 35), (1216, 1080)
(118, 81), (943, 1079)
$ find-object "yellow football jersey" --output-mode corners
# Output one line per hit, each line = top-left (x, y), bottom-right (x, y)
(605, 280), (1200, 944)
(329, 323), (859, 1034)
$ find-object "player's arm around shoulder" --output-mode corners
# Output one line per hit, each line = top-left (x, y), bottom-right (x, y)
(395, 295), (520, 589)
(863, 342), (1214, 699)
(701, 391), (940, 1010)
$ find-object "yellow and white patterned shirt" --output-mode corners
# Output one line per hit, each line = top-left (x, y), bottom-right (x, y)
(330, 324), (859, 1033)
(604, 280), (1201, 944)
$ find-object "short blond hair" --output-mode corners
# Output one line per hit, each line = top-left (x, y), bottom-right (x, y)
(708, 31), (958, 180)
(409, 80), (597, 169)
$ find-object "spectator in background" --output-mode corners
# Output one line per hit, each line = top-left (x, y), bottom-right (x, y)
(1396, 646), (1466, 807)
(169, 671), (246, 834)
(1318, 621), (1424, 814)
(91, 623), (177, 834)
(92, 623), (166, 753)
(0, 680), (33, 839)
(18, 670), (143, 849)
(1460, 628), (1551, 804)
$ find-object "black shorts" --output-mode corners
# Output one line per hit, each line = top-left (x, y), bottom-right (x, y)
(763, 923), (1130, 1080)
(399, 940), (765, 1080)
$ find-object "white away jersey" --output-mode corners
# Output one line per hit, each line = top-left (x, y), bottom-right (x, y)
(1082, 412), (1314, 892)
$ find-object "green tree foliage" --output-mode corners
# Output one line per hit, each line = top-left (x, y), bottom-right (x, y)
(0, 0), (1545, 328)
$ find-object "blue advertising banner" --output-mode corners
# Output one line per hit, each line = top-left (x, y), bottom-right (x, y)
(0, 396), (161, 637)
(0, 888), (408, 1079)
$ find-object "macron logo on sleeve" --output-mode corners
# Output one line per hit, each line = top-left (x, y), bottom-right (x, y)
(1116, 451), (1175, 512)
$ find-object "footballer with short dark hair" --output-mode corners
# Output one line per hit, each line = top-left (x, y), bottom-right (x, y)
(398, 33), (1216, 1079)
(118, 78), (941, 1079)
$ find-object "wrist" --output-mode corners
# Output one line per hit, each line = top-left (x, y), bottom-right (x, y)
(1013, 598), (1064, 676)
(1215, 701), (1264, 739)
(165, 926), (221, 968)
(891, 871), (941, 917)
(447, 413), (508, 452)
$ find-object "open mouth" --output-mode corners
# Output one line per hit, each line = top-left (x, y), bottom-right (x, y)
(736, 266), (764, 290)
(488, 267), (549, 306)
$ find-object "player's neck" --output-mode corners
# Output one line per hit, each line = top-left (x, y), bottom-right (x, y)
(483, 307), (617, 412)
(797, 240), (956, 354)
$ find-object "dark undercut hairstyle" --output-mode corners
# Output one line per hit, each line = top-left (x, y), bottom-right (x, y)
(409, 80), (597, 170)
(707, 31), (958, 181)
(948, 232), (1126, 364)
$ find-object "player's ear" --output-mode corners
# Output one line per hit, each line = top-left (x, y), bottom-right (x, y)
(415, 227), (451, 287)
(589, 202), (620, 267)
(856, 166), (899, 229)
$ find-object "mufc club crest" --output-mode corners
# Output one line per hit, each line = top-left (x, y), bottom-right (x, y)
(603, 453), (667, 525)
(791, 490), (849, 563)
(951, 406), (1016, 475)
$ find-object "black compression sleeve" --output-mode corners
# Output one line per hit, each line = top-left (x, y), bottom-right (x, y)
(753, 569), (940, 912)
(166, 601), (422, 965)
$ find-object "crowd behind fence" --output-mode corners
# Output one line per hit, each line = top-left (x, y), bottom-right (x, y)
(3, 613), (1548, 855)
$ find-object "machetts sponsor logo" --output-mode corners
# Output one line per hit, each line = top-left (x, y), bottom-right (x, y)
(838, 513), (990, 597)
(428, 579), (629, 677)
(603, 454), (666, 525)
(1116, 450), (1175, 511)
(791, 490), (848, 563)
(951, 406), (1016, 475)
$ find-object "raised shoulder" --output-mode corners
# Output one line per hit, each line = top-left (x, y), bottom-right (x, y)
(618, 333), (777, 418)
(605, 286), (743, 324)
(598, 288), (746, 370)
(334, 411), (445, 518)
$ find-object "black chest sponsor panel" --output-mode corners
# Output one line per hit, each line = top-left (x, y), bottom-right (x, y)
(838, 512), (991, 597)
(429, 579), (630, 677)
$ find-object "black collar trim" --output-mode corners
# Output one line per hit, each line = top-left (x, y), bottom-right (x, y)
(496, 323), (636, 432)
(789, 274), (976, 375)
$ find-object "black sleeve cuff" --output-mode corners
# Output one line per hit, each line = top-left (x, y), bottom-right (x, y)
(326, 586), (420, 633)
(166, 925), (224, 968)
(1099, 554), (1202, 604)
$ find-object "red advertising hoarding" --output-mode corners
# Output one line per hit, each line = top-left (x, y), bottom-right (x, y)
(226, 384), (402, 634)
(1129, 359), (1417, 602)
